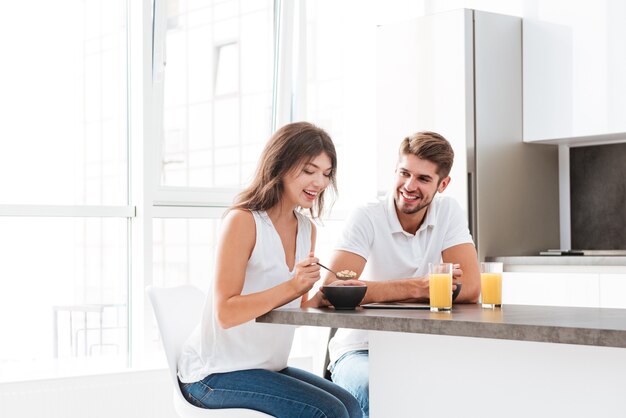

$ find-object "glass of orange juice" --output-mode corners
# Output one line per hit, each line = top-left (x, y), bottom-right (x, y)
(480, 262), (503, 308)
(429, 263), (453, 312)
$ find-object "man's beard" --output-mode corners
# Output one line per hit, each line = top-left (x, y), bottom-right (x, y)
(396, 193), (433, 214)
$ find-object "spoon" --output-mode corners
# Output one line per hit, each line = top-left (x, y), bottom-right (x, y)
(316, 262), (338, 276)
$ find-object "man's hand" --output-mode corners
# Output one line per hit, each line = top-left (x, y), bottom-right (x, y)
(453, 263), (462, 290)
(443, 243), (481, 303)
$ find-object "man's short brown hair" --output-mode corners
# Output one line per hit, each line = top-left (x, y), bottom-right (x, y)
(399, 131), (454, 181)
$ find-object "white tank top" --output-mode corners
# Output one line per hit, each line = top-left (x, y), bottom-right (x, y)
(177, 210), (312, 383)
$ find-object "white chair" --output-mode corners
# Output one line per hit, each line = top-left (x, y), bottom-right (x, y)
(322, 327), (338, 380)
(147, 285), (272, 417)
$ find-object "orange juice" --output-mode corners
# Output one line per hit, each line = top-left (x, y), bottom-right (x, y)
(481, 272), (502, 306)
(429, 273), (452, 310)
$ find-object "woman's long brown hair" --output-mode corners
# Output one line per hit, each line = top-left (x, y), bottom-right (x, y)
(231, 121), (337, 219)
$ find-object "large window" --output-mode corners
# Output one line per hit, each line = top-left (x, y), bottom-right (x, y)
(151, 0), (375, 373)
(0, 0), (130, 382)
(160, 0), (274, 188)
(1, 1), (128, 206)
(145, 0), (276, 359)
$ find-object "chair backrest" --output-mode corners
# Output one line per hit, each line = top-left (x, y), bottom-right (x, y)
(147, 285), (273, 418)
(147, 285), (205, 389)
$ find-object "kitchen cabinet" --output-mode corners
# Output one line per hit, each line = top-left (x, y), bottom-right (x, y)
(502, 270), (626, 309)
(503, 271), (600, 307)
(376, 9), (559, 261)
(599, 273), (626, 309)
(523, 6), (626, 145)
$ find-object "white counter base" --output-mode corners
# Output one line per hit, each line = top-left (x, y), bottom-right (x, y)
(369, 331), (626, 418)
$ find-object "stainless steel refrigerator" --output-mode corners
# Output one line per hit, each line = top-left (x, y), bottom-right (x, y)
(376, 9), (560, 260)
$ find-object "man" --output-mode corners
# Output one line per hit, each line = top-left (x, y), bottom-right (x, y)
(324, 131), (481, 417)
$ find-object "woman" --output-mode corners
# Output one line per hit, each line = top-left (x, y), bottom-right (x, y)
(177, 122), (363, 418)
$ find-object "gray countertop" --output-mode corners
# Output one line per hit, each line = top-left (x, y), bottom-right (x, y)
(489, 255), (626, 267)
(257, 304), (626, 348)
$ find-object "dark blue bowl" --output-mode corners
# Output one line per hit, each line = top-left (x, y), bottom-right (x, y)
(322, 285), (367, 310)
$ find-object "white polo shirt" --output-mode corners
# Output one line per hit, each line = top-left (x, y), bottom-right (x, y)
(328, 193), (474, 364)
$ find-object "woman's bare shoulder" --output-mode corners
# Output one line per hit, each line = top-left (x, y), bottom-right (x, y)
(218, 209), (257, 259)
(224, 208), (254, 223)
(221, 209), (256, 238)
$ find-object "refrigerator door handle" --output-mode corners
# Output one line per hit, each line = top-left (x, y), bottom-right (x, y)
(467, 171), (477, 242)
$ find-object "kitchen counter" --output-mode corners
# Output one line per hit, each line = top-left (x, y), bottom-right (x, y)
(489, 255), (626, 267)
(258, 303), (626, 348)
(258, 304), (626, 417)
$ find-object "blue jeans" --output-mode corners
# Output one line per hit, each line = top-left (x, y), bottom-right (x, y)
(330, 350), (369, 418)
(179, 367), (362, 418)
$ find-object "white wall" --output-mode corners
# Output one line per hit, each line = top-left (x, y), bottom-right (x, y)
(0, 369), (175, 418)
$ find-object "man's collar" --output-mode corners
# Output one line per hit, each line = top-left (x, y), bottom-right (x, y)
(385, 193), (405, 234)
